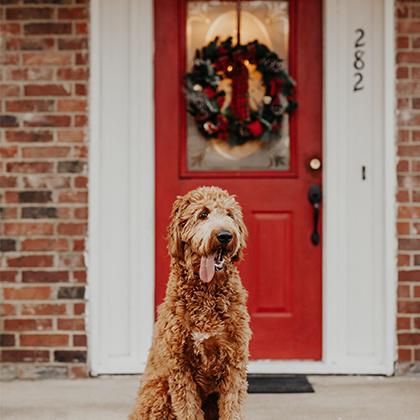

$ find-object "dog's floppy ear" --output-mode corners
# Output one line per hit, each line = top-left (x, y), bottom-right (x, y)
(232, 207), (248, 262)
(167, 195), (189, 259)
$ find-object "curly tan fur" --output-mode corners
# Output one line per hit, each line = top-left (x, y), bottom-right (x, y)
(129, 186), (251, 420)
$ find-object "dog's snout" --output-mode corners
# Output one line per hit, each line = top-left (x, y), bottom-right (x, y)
(217, 230), (233, 244)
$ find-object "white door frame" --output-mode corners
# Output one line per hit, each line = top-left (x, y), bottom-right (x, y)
(89, 0), (155, 374)
(89, 0), (396, 375)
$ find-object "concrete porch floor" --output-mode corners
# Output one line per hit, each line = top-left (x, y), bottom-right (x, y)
(1, 375), (420, 420)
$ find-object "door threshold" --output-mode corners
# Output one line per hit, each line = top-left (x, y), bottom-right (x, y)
(248, 360), (393, 375)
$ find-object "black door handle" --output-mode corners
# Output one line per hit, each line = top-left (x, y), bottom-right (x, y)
(308, 185), (322, 246)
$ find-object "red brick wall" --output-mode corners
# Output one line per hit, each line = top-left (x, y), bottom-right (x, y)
(396, 0), (420, 373)
(0, 0), (89, 379)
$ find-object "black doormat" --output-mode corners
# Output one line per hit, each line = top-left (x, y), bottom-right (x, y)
(247, 374), (314, 394)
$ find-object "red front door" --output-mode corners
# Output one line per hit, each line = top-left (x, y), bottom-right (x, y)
(155, 0), (322, 360)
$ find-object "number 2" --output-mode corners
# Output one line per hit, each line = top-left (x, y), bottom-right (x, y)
(354, 73), (363, 92)
(355, 29), (365, 48)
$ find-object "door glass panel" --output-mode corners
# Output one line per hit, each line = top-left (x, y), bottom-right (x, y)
(186, 1), (291, 172)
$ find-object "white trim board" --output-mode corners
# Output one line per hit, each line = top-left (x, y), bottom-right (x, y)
(89, 0), (154, 375)
(383, 0), (398, 375)
(89, 0), (396, 375)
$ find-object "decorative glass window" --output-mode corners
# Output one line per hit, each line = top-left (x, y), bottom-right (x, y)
(185, 1), (293, 174)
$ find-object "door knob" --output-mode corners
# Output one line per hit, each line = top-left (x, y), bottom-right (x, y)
(309, 157), (322, 171)
(308, 185), (322, 246)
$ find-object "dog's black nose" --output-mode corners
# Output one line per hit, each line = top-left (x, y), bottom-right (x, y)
(217, 230), (233, 244)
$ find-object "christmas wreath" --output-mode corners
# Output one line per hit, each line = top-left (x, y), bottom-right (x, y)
(184, 37), (297, 147)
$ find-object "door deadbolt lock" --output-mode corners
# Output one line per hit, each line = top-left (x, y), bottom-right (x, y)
(309, 158), (322, 171)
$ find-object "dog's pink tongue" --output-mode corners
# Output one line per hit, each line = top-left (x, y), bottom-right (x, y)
(199, 254), (216, 283)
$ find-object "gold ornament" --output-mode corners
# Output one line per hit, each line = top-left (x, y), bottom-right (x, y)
(263, 96), (272, 105)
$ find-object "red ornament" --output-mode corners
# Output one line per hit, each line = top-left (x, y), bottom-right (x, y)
(247, 120), (264, 138)
(216, 115), (228, 140)
(203, 87), (216, 99)
(217, 46), (228, 55)
(216, 95), (225, 109)
(269, 79), (283, 96)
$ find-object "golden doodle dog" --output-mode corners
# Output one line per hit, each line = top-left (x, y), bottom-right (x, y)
(130, 186), (251, 420)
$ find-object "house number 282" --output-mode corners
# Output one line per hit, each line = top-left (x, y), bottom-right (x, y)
(353, 29), (365, 92)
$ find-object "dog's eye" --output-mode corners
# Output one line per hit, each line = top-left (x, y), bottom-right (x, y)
(227, 211), (234, 219)
(199, 210), (209, 219)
